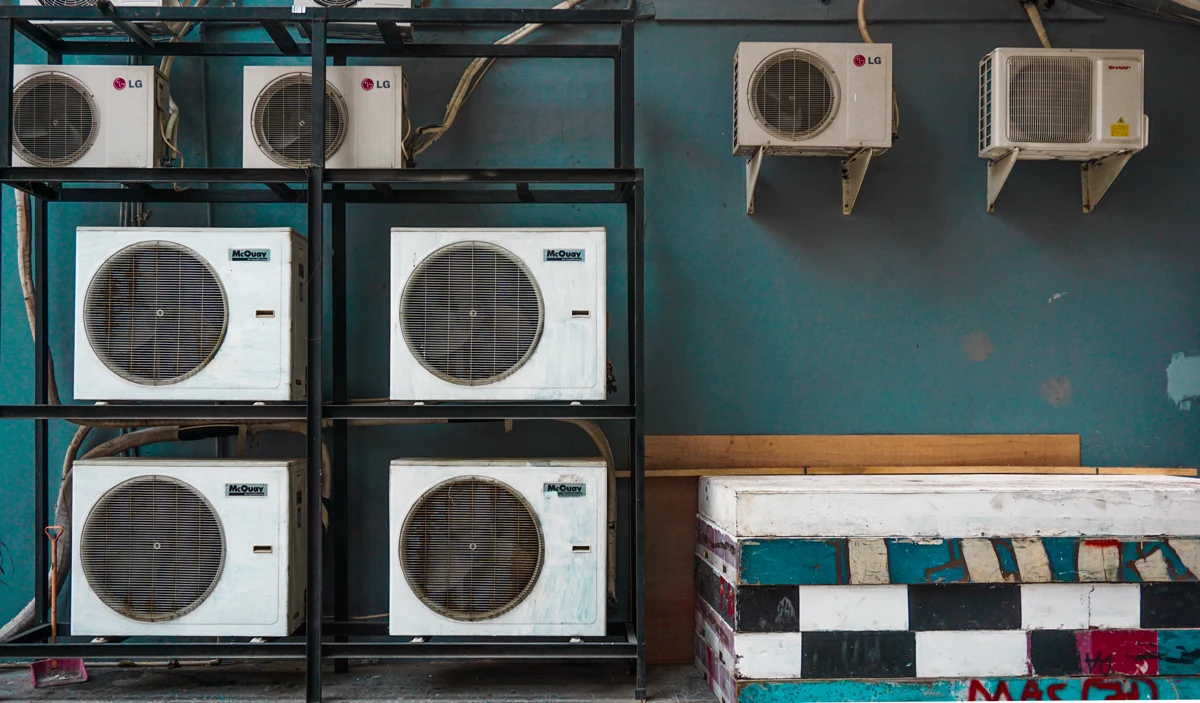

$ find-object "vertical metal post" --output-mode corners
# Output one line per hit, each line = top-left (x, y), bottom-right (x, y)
(33, 196), (49, 627)
(306, 13), (327, 703)
(330, 50), (350, 680)
(629, 178), (646, 701)
(616, 20), (635, 168)
(0, 18), (13, 165)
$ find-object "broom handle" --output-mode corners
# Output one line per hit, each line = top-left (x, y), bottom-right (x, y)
(45, 526), (63, 645)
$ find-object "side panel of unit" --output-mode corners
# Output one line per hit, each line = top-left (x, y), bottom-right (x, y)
(99, 66), (159, 168)
(287, 461), (307, 632)
(289, 232), (309, 402)
(328, 65), (406, 169)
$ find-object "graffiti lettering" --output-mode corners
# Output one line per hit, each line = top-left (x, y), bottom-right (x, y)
(969, 678), (1160, 701)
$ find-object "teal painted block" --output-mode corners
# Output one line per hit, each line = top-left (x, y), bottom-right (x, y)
(886, 539), (967, 583)
(742, 680), (968, 703)
(739, 677), (1200, 702)
(738, 539), (844, 585)
(1159, 631), (1200, 675)
(1042, 538), (1081, 582)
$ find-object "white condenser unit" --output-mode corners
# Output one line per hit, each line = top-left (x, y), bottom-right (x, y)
(390, 228), (607, 402)
(979, 48), (1147, 212)
(11, 65), (165, 168)
(243, 65), (408, 169)
(294, 0), (414, 41)
(733, 42), (892, 215)
(20, 0), (174, 6)
(390, 459), (608, 636)
(71, 458), (306, 637)
(73, 227), (307, 402)
(18, 0), (179, 39)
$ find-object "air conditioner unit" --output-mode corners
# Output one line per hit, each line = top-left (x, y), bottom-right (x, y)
(243, 65), (408, 169)
(19, 0), (175, 8)
(17, 0), (179, 39)
(389, 459), (608, 637)
(978, 48), (1147, 212)
(70, 458), (306, 637)
(390, 228), (607, 402)
(732, 42), (892, 215)
(11, 65), (166, 168)
(293, 0), (414, 41)
(73, 227), (307, 402)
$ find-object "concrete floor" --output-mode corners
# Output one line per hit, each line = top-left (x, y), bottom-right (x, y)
(0, 661), (713, 702)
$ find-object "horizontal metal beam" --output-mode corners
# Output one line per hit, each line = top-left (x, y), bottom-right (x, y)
(0, 641), (306, 660)
(34, 40), (618, 58)
(0, 6), (636, 24)
(325, 168), (640, 185)
(0, 167), (307, 183)
(0, 404), (305, 420)
(322, 404), (636, 420)
(332, 188), (627, 205)
(646, 0), (1103, 22)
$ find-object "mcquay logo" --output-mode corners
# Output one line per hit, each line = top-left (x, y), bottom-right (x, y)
(544, 482), (586, 497)
(226, 483), (268, 497)
(544, 249), (585, 262)
(230, 248), (271, 262)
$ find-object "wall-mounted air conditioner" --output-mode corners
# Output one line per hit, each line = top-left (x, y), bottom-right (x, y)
(73, 228), (307, 402)
(390, 228), (607, 402)
(978, 48), (1147, 212)
(11, 65), (166, 168)
(19, 0), (175, 7)
(390, 459), (608, 637)
(734, 42), (893, 215)
(294, 0), (414, 42)
(17, 0), (180, 39)
(71, 458), (306, 637)
(242, 65), (408, 169)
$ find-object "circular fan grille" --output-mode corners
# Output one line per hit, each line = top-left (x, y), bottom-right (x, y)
(401, 477), (544, 621)
(12, 72), (99, 167)
(312, 0), (360, 6)
(400, 242), (544, 386)
(749, 50), (838, 141)
(84, 241), (229, 386)
(37, 0), (97, 6)
(81, 476), (225, 622)
(252, 73), (348, 168)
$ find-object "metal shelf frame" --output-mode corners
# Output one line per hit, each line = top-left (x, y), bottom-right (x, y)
(0, 5), (645, 702)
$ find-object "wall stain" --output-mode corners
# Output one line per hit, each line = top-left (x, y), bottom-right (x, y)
(963, 332), (995, 363)
(1166, 352), (1200, 411)
(1042, 377), (1072, 407)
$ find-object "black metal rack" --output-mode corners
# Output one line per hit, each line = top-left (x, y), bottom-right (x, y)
(0, 6), (645, 702)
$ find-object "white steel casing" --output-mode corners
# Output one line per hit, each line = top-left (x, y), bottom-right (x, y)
(390, 228), (607, 402)
(733, 42), (893, 157)
(389, 459), (608, 636)
(242, 65), (408, 169)
(293, 0), (414, 39)
(19, 0), (175, 7)
(73, 228), (308, 401)
(294, 0), (411, 7)
(70, 458), (306, 637)
(979, 48), (1148, 160)
(11, 65), (165, 168)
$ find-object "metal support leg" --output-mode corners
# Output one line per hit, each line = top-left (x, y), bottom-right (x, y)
(841, 147), (872, 215)
(746, 146), (764, 215)
(0, 19), (13, 165)
(615, 20), (634, 168)
(1081, 150), (1132, 213)
(33, 196), (49, 627)
(306, 14), (327, 703)
(986, 148), (1019, 213)
(629, 178), (646, 702)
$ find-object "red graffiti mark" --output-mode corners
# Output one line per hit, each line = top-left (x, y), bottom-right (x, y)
(1047, 683), (1066, 700)
(1020, 680), (1044, 701)
(968, 678), (1159, 701)
(1084, 539), (1123, 548)
(1078, 630), (1159, 676)
(969, 680), (1013, 701)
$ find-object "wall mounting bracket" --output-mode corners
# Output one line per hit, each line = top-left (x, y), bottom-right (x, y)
(986, 147), (1019, 213)
(841, 148), (872, 215)
(746, 146), (765, 214)
(1081, 150), (1132, 213)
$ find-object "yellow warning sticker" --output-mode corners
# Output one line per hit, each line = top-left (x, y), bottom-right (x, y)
(1111, 117), (1130, 138)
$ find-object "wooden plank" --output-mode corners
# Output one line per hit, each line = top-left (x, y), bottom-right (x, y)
(805, 466), (1094, 475)
(645, 434), (1080, 472)
(645, 476), (699, 665)
(1098, 467), (1198, 476)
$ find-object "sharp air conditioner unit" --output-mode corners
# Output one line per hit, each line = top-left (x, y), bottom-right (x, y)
(11, 65), (166, 168)
(978, 48), (1147, 212)
(243, 65), (408, 169)
(71, 458), (306, 637)
(73, 228), (307, 402)
(390, 459), (608, 637)
(732, 42), (892, 215)
(390, 228), (607, 402)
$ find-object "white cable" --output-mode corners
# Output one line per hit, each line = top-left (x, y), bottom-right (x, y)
(857, 0), (874, 43)
(1023, 1), (1054, 48)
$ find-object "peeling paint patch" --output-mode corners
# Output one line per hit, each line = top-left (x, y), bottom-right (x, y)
(1166, 352), (1200, 410)
(1042, 376), (1072, 407)
(963, 331), (995, 363)
(1048, 291), (1067, 303)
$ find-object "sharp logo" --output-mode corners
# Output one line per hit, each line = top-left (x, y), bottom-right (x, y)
(1108, 65), (1132, 70)
(226, 483), (268, 497)
(544, 249), (585, 262)
(544, 482), (586, 497)
(230, 248), (271, 262)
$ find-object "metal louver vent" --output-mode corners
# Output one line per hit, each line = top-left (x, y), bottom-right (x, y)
(401, 477), (544, 621)
(84, 241), (229, 386)
(312, 0), (360, 6)
(1007, 56), (1093, 143)
(81, 476), (225, 622)
(400, 242), (544, 386)
(749, 49), (838, 141)
(12, 72), (99, 167)
(252, 73), (348, 168)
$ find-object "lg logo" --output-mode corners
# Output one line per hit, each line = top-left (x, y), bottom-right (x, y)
(853, 54), (882, 67)
(360, 78), (392, 91)
(112, 77), (144, 90)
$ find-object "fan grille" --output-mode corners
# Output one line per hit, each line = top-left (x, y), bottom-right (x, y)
(12, 72), (100, 167)
(749, 50), (838, 141)
(81, 476), (225, 622)
(400, 477), (544, 621)
(84, 241), (229, 386)
(400, 242), (544, 386)
(252, 73), (349, 168)
(1006, 56), (1093, 143)
(312, 0), (360, 6)
(37, 0), (98, 7)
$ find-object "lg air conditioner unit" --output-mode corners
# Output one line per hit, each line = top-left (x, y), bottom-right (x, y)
(390, 459), (607, 636)
(11, 65), (166, 168)
(733, 42), (893, 215)
(73, 227), (307, 402)
(71, 458), (306, 637)
(293, 0), (413, 42)
(243, 65), (408, 169)
(978, 48), (1147, 212)
(390, 228), (607, 402)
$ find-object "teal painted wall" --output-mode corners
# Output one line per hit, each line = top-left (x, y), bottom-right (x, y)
(2, 3), (1200, 623)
